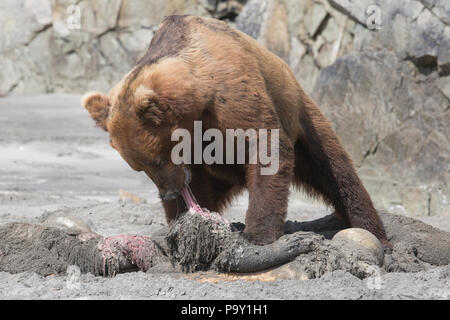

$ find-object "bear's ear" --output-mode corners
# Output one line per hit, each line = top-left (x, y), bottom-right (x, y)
(81, 91), (110, 131)
(134, 85), (167, 126)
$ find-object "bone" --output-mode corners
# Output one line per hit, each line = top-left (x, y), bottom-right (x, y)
(332, 228), (385, 266)
(44, 215), (93, 234)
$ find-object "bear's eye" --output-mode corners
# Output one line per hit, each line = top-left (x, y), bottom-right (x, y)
(143, 158), (166, 168)
(155, 158), (167, 168)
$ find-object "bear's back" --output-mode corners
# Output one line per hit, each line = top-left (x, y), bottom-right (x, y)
(135, 15), (308, 143)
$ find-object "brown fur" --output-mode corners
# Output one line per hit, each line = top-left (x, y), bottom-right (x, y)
(82, 15), (388, 246)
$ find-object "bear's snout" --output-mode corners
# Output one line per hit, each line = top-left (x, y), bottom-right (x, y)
(160, 190), (179, 201)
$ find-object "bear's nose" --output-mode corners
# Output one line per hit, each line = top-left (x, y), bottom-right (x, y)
(160, 190), (179, 201)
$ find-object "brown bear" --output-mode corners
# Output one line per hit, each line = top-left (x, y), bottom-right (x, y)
(82, 15), (389, 246)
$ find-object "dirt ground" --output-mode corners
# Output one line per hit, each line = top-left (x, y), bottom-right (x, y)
(0, 94), (449, 300)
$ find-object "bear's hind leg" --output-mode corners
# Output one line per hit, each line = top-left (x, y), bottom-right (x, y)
(293, 101), (389, 245)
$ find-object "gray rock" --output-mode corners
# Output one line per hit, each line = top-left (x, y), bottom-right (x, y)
(283, 0), (307, 38)
(421, 0), (450, 25)
(235, 0), (270, 40)
(118, 28), (156, 58)
(236, 0), (290, 62)
(0, 0), (217, 96)
(314, 0), (449, 217)
(435, 76), (450, 102)
(78, 0), (122, 36)
(0, 57), (22, 95)
(304, 2), (328, 37)
(118, 0), (167, 28)
(312, 49), (449, 216)
(438, 26), (450, 75)
(0, 0), (52, 52)
(199, 0), (218, 11)
(408, 7), (444, 64)
(328, 0), (371, 26)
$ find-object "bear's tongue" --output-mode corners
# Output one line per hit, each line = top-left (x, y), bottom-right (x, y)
(180, 184), (205, 215)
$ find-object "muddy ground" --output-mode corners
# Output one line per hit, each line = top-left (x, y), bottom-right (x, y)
(0, 94), (449, 299)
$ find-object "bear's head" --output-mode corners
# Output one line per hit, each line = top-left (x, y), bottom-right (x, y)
(81, 60), (200, 201)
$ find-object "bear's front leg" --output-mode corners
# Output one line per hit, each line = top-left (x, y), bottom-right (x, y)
(243, 140), (294, 245)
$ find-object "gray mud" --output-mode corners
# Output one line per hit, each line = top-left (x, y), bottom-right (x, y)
(2, 208), (449, 283)
(0, 222), (168, 277)
(380, 213), (450, 267)
(166, 210), (450, 278)
(0, 223), (103, 276)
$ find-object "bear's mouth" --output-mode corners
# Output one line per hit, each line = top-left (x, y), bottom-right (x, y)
(180, 184), (205, 215)
(180, 167), (210, 217)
